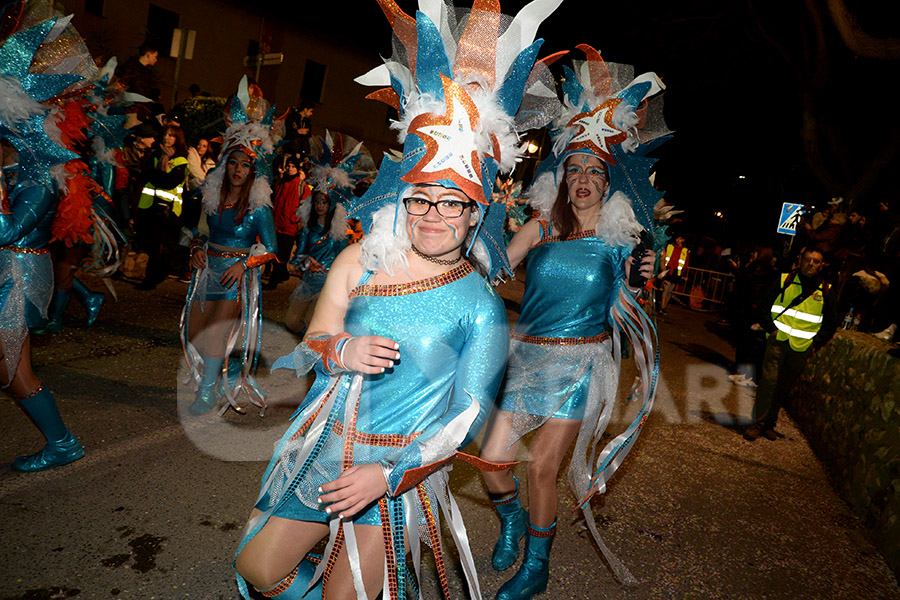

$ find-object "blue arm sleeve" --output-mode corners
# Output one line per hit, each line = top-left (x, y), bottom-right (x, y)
(252, 206), (279, 255)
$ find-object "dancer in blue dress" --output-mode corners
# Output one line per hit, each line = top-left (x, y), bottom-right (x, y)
(479, 45), (671, 599)
(180, 78), (278, 416)
(1, 4), (99, 471)
(234, 1), (564, 597)
(285, 132), (373, 334)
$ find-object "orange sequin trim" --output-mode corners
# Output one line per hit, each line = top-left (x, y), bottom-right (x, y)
(511, 331), (610, 346)
(534, 228), (597, 247)
(349, 262), (473, 298)
(207, 248), (249, 258)
(331, 420), (421, 447)
(0, 246), (50, 255)
(258, 564), (299, 597)
(418, 484), (450, 597)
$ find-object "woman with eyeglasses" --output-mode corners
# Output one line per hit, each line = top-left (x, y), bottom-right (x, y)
(234, 174), (511, 597)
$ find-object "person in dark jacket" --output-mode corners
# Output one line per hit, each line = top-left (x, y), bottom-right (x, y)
(744, 248), (838, 441)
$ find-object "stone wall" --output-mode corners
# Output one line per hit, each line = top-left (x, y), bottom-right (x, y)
(790, 330), (900, 579)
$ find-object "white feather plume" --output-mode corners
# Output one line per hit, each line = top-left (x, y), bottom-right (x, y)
(359, 203), (410, 276)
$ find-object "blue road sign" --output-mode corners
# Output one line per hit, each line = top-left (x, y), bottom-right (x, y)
(777, 203), (804, 236)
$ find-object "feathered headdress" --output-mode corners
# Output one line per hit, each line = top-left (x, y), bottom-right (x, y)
(307, 130), (376, 209)
(527, 44), (671, 239)
(348, 0), (564, 280)
(202, 76), (280, 215)
(0, 0), (98, 189)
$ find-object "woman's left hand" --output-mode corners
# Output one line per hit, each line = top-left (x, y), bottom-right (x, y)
(219, 262), (245, 288)
(625, 250), (657, 284)
(318, 464), (388, 519)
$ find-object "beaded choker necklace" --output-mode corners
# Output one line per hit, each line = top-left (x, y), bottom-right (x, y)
(411, 244), (462, 266)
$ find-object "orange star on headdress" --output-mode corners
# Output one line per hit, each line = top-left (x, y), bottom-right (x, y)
(402, 74), (494, 205)
(566, 98), (627, 165)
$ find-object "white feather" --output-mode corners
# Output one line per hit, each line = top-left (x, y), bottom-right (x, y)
(495, 0), (565, 82)
(0, 76), (45, 130)
(597, 191), (641, 248)
(330, 203), (348, 240)
(359, 203), (410, 276)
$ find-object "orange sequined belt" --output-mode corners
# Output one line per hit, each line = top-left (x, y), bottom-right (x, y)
(0, 245), (50, 255)
(332, 420), (421, 447)
(207, 248), (249, 258)
(511, 331), (610, 346)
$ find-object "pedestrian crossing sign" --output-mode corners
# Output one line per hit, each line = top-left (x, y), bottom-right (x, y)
(777, 203), (804, 236)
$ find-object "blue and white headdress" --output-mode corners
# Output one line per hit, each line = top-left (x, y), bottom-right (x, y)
(527, 44), (671, 245)
(0, 0), (97, 190)
(202, 76), (280, 215)
(349, 0), (564, 279)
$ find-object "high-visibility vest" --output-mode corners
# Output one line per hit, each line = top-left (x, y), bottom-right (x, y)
(663, 243), (688, 276)
(770, 272), (826, 352)
(138, 156), (188, 217)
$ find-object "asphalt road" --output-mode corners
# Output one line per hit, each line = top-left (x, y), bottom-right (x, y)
(1, 274), (898, 600)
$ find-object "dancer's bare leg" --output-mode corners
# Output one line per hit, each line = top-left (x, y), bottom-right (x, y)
(525, 418), (581, 528)
(324, 523), (390, 599)
(235, 510), (329, 591)
(481, 410), (521, 497)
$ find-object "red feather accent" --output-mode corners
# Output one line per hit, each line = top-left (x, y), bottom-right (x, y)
(51, 161), (105, 246)
(53, 100), (92, 151)
(113, 150), (129, 191)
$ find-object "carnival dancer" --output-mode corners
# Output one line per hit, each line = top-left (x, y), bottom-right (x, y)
(180, 77), (278, 417)
(1, 0), (100, 471)
(234, 1), (564, 597)
(284, 132), (374, 334)
(479, 45), (670, 599)
(34, 61), (131, 334)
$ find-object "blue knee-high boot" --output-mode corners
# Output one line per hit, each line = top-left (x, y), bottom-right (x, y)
(189, 355), (224, 416)
(32, 289), (71, 334)
(255, 557), (323, 599)
(71, 278), (104, 326)
(492, 475), (527, 571)
(13, 385), (84, 472)
(496, 520), (556, 600)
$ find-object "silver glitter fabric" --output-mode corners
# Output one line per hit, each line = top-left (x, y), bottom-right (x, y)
(0, 249), (52, 381)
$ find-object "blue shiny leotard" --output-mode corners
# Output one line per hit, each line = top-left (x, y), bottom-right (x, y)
(499, 224), (629, 421)
(255, 262), (509, 525)
(289, 221), (346, 300)
(201, 206), (277, 301)
(1, 183), (55, 374)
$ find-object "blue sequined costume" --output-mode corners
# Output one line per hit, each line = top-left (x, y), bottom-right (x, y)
(237, 262), (509, 598)
(288, 221), (346, 302)
(193, 206), (277, 301)
(0, 184), (55, 376)
(500, 223), (629, 425)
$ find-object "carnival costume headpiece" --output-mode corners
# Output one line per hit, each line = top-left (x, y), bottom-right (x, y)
(202, 76), (280, 216)
(301, 130), (376, 233)
(349, 0), (565, 280)
(0, 0), (97, 192)
(528, 44), (671, 239)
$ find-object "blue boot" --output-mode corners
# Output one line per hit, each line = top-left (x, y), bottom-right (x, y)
(71, 278), (104, 326)
(255, 556), (323, 599)
(13, 386), (84, 472)
(31, 288), (71, 334)
(496, 520), (556, 600)
(492, 476), (527, 571)
(189, 355), (225, 416)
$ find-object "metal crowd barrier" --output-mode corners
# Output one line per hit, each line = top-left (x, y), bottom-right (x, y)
(670, 266), (734, 305)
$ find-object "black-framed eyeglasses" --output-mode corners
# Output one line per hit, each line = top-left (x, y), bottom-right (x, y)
(403, 197), (475, 218)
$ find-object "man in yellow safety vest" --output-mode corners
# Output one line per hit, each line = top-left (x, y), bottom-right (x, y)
(659, 234), (689, 313)
(744, 248), (838, 441)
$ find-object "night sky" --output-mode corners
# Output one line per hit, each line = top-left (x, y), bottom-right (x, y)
(265, 0), (900, 250)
